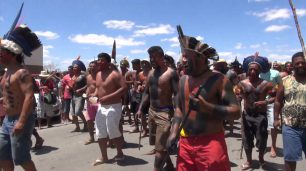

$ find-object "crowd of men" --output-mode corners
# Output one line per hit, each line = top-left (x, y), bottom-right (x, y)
(0, 24), (306, 171)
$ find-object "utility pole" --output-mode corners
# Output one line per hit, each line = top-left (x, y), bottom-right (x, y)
(289, 0), (306, 58)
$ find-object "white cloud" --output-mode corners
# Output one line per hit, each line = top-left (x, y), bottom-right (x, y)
(235, 42), (244, 49)
(250, 44), (261, 49)
(268, 54), (291, 62)
(130, 49), (147, 54)
(296, 9), (306, 17)
(0, 16), (4, 22)
(165, 51), (180, 62)
(35, 31), (60, 40)
(133, 24), (175, 37)
(251, 8), (290, 21)
(265, 25), (290, 32)
(161, 36), (179, 47)
(69, 34), (145, 48)
(218, 51), (233, 58)
(103, 20), (135, 30)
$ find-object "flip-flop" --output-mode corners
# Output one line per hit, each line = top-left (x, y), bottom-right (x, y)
(241, 163), (251, 170)
(84, 140), (95, 145)
(270, 152), (277, 158)
(34, 138), (44, 149)
(92, 159), (107, 166)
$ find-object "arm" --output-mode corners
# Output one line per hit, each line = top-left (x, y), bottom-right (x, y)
(13, 70), (34, 135)
(198, 78), (241, 120)
(273, 84), (284, 128)
(136, 71), (152, 117)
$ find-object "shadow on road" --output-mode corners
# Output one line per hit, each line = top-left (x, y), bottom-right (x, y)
(124, 142), (142, 149)
(32, 145), (59, 155)
(116, 155), (148, 166)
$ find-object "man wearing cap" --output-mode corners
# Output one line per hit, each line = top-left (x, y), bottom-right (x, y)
(38, 70), (55, 129)
(92, 52), (127, 165)
(213, 59), (229, 75)
(238, 55), (273, 170)
(120, 58), (132, 124)
(166, 36), (240, 171)
(70, 59), (87, 132)
(136, 46), (178, 171)
(0, 24), (41, 170)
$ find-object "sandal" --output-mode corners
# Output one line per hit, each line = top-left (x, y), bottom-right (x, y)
(84, 139), (95, 145)
(34, 138), (44, 149)
(92, 158), (108, 166)
(241, 162), (251, 170)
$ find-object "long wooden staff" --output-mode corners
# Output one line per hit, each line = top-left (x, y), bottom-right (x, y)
(289, 0), (306, 58)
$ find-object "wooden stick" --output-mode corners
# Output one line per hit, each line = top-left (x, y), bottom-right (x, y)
(289, 0), (306, 58)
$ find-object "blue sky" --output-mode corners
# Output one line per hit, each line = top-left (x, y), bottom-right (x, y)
(1, 0), (306, 71)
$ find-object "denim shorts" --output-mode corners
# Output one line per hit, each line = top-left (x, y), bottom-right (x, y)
(0, 114), (35, 165)
(282, 125), (306, 161)
(70, 95), (85, 116)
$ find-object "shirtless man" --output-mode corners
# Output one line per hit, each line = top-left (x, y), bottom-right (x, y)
(280, 62), (293, 78)
(136, 46), (179, 171)
(92, 52), (127, 165)
(239, 58), (273, 170)
(126, 59), (142, 133)
(166, 36), (240, 171)
(70, 60), (87, 132)
(84, 61), (98, 145)
(138, 60), (152, 137)
(0, 25), (41, 171)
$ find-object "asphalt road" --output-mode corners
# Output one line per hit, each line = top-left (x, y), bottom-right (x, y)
(14, 119), (305, 171)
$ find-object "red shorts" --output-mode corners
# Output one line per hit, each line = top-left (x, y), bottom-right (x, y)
(177, 132), (230, 171)
(85, 103), (98, 121)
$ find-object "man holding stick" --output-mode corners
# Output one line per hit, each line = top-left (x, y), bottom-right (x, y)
(136, 46), (179, 171)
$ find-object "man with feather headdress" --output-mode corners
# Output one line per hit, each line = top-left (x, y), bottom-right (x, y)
(0, 23), (41, 170)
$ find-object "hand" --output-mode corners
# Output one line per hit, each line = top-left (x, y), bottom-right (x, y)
(189, 95), (200, 111)
(254, 100), (267, 108)
(99, 97), (106, 103)
(135, 110), (143, 121)
(12, 121), (25, 136)
(273, 118), (281, 128)
(166, 134), (177, 152)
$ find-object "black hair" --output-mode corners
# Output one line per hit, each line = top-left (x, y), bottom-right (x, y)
(285, 61), (291, 67)
(97, 52), (111, 63)
(147, 46), (164, 56)
(131, 59), (141, 65)
(1, 48), (24, 64)
(292, 52), (305, 62)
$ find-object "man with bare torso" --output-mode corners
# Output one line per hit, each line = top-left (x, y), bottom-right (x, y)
(238, 57), (273, 170)
(92, 52), (127, 166)
(70, 60), (87, 132)
(136, 46), (179, 171)
(126, 59), (142, 133)
(166, 36), (240, 171)
(0, 25), (41, 171)
(84, 61), (98, 145)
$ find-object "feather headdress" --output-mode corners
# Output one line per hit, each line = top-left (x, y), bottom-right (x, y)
(0, 3), (42, 57)
(177, 25), (219, 61)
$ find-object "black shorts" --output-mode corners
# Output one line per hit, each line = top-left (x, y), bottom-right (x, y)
(242, 111), (268, 151)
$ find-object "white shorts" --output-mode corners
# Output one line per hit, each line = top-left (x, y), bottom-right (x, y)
(267, 103), (274, 129)
(95, 103), (122, 139)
